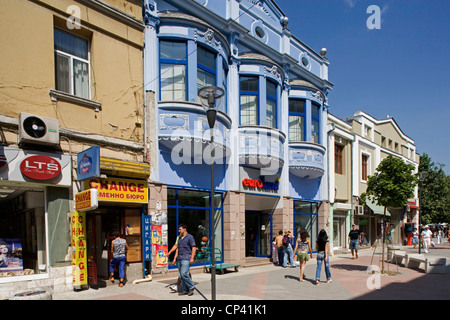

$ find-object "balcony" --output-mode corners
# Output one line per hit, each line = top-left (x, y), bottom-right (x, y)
(288, 142), (325, 179)
(158, 101), (231, 162)
(238, 126), (285, 174)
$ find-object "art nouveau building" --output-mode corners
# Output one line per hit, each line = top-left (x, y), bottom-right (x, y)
(143, 0), (333, 269)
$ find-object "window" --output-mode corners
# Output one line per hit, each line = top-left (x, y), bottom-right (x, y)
(197, 46), (216, 91)
(54, 28), (90, 99)
(311, 103), (320, 144)
(362, 154), (369, 181)
(167, 189), (223, 267)
(266, 80), (277, 129)
(335, 144), (344, 174)
(221, 63), (228, 113)
(160, 40), (187, 101)
(240, 76), (259, 125)
(289, 99), (305, 142)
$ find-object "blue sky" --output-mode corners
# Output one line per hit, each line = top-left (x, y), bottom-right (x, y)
(275, 0), (450, 174)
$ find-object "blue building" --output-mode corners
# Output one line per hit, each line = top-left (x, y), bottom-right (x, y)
(143, 0), (333, 267)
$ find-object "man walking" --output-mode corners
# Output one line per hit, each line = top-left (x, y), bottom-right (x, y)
(421, 225), (433, 253)
(176, 224), (197, 296)
(275, 230), (285, 267)
(348, 224), (361, 259)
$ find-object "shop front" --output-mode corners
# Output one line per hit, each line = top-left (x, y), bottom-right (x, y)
(77, 155), (150, 287)
(0, 146), (72, 297)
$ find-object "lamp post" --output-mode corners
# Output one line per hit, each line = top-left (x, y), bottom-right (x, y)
(418, 172), (426, 254)
(198, 86), (224, 301)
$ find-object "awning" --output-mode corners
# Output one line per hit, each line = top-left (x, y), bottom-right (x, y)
(365, 201), (391, 216)
(408, 202), (420, 209)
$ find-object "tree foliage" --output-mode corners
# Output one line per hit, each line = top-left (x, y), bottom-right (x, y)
(361, 155), (418, 208)
(418, 153), (450, 224)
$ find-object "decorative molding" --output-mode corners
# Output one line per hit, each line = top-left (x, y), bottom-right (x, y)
(159, 113), (189, 131)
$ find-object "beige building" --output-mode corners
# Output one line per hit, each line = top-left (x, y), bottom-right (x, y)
(328, 111), (420, 251)
(0, 0), (147, 298)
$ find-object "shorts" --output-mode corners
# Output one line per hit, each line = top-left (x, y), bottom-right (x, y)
(297, 252), (309, 262)
(349, 239), (359, 250)
(412, 237), (419, 244)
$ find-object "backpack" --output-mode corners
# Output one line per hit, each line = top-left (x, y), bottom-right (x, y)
(282, 235), (289, 247)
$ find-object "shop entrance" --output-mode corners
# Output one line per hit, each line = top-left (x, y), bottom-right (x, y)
(86, 206), (141, 287)
(245, 211), (272, 257)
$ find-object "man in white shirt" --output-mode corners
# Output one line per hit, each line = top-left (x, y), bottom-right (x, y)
(421, 225), (433, 253)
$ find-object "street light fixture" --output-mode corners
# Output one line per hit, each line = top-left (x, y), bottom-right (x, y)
(198, 85), (224, 301)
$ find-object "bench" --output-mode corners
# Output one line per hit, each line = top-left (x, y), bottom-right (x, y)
(406, 254), (447, 274)
(203, 248), (239, 275)
(389, 250), (407, 265)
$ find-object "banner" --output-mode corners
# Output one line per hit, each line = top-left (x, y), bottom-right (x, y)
(71, 212), (87, 287)
(85, 177), (148, 204)
(143, 215), (152, 262)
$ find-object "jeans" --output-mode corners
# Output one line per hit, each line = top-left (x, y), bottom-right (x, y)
(110, 256), (126, 279)
(315, 252), (331, 281)
(178, 259), (195, 293)
(285, 245), (294, 267)
(278, 246), (285, 266)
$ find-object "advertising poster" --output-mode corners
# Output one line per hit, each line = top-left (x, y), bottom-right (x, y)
(155, 245), (167, 267)
(151, 225), (161, 245)
(71, 212), (87, 287)
(0, 238), (23, 272)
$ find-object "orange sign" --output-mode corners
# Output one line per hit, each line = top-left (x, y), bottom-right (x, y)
(75, 189), (98, 211)
(85, 177), (148, 203)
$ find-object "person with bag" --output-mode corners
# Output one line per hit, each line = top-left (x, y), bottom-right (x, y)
(315, 229), (332, 285)
(283, 231), (295, 268)
(109, 231), (129, 287)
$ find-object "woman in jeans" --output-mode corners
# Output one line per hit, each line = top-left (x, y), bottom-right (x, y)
(315, 229), (332, 284)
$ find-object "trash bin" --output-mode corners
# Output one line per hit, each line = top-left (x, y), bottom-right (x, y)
(10, 288), (52, 300)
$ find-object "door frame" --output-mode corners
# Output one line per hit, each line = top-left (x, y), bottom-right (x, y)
(245, 210), (272, 258)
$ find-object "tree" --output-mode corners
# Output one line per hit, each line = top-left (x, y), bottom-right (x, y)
(418, 153), (450, 224)
(360, 155), (418, 273)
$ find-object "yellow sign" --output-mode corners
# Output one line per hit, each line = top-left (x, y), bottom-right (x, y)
(75, 189), (98, 211)
(71, 211), (87, 287)
(84, 177), (148, 203)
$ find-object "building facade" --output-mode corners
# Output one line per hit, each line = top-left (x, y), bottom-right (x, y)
(143, 0), (333, 271)
(327, 111), (420, 251)
(0, 0), (146, 298)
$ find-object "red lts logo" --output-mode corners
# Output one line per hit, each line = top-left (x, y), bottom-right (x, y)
(20, 155), (61, 180)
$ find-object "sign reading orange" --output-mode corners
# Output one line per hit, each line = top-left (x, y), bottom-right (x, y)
(75, 189), (98, 211)
(71, 211), (87, 287)
(85, 177), (148, 203)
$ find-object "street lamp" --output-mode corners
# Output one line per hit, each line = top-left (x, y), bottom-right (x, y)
(198, 86), (224, 301)
(418, 171), (426, 254)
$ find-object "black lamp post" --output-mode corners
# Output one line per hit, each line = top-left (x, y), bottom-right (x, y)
(198, 86), (224, 301)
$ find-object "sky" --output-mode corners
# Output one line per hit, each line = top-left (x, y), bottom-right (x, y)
(274, 0), (450, 174)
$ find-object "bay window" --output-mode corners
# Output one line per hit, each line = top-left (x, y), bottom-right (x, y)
(266, 80), (277, 129)
(240, 76), (259, 125)
(289, 99), (305, 141)
(160, 40), (187, 101)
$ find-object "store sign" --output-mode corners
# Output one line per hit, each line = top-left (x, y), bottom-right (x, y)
(20, 155), (62, 181)
(75, 189), (98, 212)
(71, 211), (87, 287)
(242, 177), (279, 191)
(77, 146), (100, 181)
(85, 177), (148, 203)
(142, 216), (152, 262)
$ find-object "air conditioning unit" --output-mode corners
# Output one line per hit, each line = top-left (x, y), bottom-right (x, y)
(19, 113), (59, 146)
(355, 205), (364, 215)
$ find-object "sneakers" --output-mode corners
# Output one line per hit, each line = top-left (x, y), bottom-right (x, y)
(178, 288), (195, 296)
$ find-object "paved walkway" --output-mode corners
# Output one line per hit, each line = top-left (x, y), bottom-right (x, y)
(53, 242), (450, 301)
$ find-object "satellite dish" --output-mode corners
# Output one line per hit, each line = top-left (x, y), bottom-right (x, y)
(23, 116), (47, 138)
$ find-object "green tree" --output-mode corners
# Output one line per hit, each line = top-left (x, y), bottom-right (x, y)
(418, 153), (450, 224)
(361, 155), (418, 273)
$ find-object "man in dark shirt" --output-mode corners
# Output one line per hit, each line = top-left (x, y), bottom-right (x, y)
(176, 224), (197, 296)
(348, 224), (361, 259)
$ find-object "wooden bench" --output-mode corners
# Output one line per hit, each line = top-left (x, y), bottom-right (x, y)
(406, 254), (447, 274)
(203, 248), (239, 275)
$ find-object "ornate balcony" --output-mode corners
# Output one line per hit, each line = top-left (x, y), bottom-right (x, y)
(158, 102), (231, 162)
(238, 126), (285, 173)
(288, 142), (325, 179)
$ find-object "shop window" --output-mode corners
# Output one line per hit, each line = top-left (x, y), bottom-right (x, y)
(54, 28), (90, 99)
(293, 201), (319, 252)
(167, 189), (223, 267)
(0, 187), (47, 278)
(289, 99), (305, 142)
(160, 40), (187, 101)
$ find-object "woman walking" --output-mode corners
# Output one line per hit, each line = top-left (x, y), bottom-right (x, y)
(315, 229), (332, 284)
(293, 229), (313, 282)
